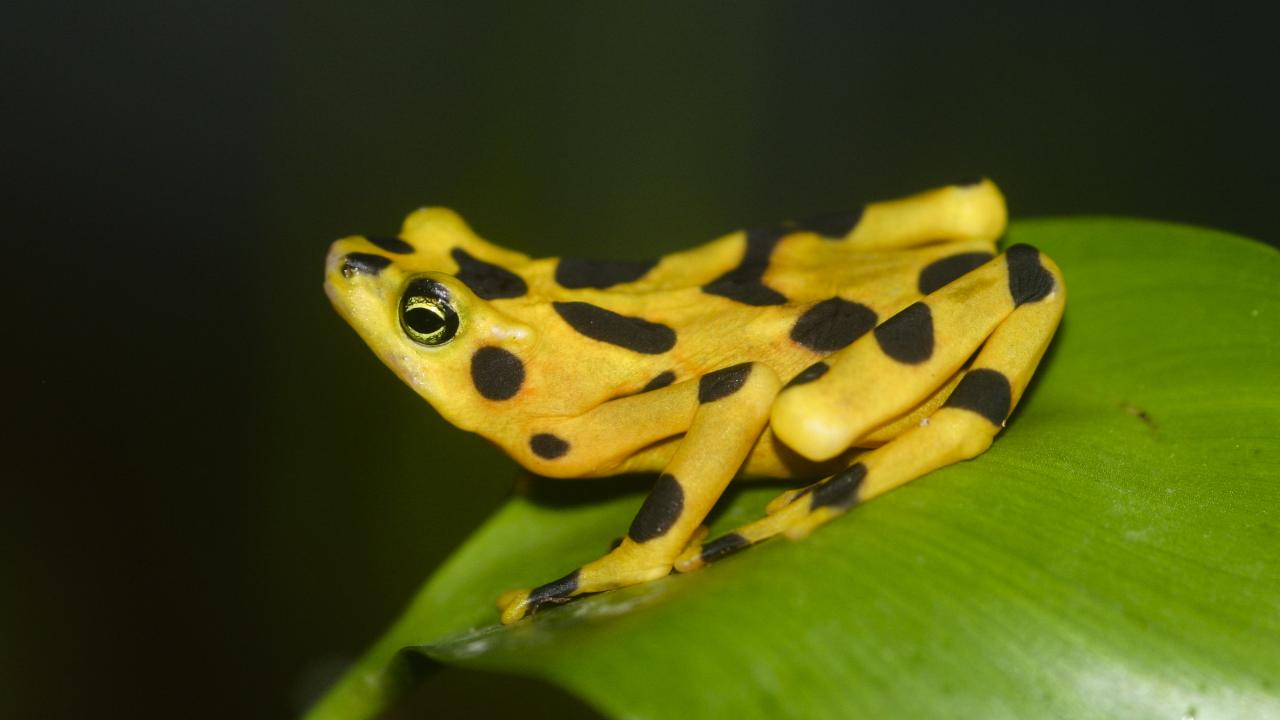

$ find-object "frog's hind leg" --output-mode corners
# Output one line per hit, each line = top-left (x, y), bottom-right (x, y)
(678, 245), (1065, 571)
(829, 177), (1007, 249)
(498, 362), (781, 624)
(774, 244), (1064, 461)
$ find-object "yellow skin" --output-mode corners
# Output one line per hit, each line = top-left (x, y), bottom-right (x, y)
(324, 179), (1065, 625)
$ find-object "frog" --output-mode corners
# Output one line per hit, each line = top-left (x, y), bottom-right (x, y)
(324, 178), (1065, 625)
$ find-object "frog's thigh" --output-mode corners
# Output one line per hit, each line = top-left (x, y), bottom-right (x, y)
(499, 362), (781, 624)
(773, 244), (1063, 462)
(678, 248), (1065, 570)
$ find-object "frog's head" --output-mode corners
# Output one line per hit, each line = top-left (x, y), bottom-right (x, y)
(324, 208), (535, 431)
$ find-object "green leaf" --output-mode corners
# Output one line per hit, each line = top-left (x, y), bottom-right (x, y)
(306, 218), (1280, 720)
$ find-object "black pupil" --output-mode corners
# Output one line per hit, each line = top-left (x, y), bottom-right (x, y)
(406, 303), (444, 336)
(400, 279), (458, 346)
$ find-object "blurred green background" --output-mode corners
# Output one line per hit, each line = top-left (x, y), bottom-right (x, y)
(5, 2), (1277, 719)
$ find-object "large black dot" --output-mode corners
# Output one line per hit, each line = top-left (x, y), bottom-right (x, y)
(874, 302), (935, 364)
(341, 252), (392, 277)
(785, 362), (829, 388)
(790, 297), (878, 352)
(795, 208), (863, 239)
(366, 235), (415, 254)
(1006, 244), (1054, 306)
(944, 368), (1012, 426)
(702, 226), (788, 306)
(810, 463), (867, 511)
(698, 533), (750, 564)
(553, 301), (676, 354)
(451, 247), (528, 300)
(628, 473), (685, 543)
(470, 346), (525, 400)
(639, 371), (677, 393)
(525, 569), (581, 614)
(918, 252), (994, 294)
(702, 279), (788, 306)
(530, 433), (570, 460)
(555, 257), (657, 289)
(698, 363), (754, 403)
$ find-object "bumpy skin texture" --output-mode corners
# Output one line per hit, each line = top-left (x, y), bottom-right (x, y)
(324, 179), (1066, 624)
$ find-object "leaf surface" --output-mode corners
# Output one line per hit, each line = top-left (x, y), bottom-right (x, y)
(308, 218), (1280, 720)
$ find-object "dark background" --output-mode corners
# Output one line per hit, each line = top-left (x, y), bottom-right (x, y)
(5, 3), (1277, 719)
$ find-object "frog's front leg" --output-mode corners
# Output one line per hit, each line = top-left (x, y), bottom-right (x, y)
(499, 362), (780, 624)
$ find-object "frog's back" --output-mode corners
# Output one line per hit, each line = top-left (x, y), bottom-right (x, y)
(325, 179), (1008, 421)
(459, 179), (1007, 398)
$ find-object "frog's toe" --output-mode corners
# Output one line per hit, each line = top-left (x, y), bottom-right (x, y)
(497, 588), (532, 625)
(671, 525), (712, 572)
(765, 486), (810, 514)
(496, 587), (527, 609)
(677, 525), (709, 554)
(497, 569), (582, 625)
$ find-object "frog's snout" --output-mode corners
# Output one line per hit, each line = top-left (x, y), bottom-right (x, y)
(324, 239), (398, 317)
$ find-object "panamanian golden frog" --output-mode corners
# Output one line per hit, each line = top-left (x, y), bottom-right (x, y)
(324, 179), (1065, 625)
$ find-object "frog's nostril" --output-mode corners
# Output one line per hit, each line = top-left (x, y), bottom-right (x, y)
(341, 252), (392, 278)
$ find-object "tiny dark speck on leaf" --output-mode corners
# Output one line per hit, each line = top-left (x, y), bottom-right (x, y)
(1120, 402), (1159, 431)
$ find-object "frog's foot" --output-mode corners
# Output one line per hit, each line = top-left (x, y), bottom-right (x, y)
(500, 363), (782, 624)
(497, 572), (581, 625)
(498, 544), (676, 624)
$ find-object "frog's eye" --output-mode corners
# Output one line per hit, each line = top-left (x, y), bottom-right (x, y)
(399, 279), (459, 346)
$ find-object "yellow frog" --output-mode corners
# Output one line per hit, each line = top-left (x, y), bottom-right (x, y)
(324, 179), (1065, 625)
